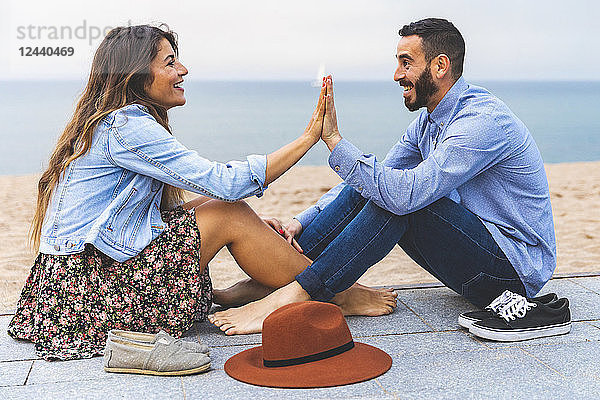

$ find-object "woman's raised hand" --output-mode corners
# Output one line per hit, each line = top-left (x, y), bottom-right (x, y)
(302, 78), (327, 144)
(322, 75), (343, 151)
(263, 77), (326, 186)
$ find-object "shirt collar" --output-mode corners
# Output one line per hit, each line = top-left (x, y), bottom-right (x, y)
(427, 76), (468, 126)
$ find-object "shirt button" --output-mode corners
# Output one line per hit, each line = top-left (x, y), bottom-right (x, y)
(358, 186), (363, 191)
(54, 245), (60, 251)
(334, 166), (340, 171)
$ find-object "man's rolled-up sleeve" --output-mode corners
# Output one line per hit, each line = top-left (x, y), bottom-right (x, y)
(294, 182), (346, 228)
(328, 115), (510, 216)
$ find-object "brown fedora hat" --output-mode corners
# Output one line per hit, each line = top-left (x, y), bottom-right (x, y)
(224, 301), (392, 388)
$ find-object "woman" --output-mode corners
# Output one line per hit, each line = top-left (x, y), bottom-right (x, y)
(8, 24), (395, 360)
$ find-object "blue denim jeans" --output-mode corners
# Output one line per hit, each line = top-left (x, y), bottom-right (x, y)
(295, 186), (526, 308)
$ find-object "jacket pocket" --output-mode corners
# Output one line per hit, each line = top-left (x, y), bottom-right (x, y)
(123, 191), (154, 248)
(107, 187), (137, 232)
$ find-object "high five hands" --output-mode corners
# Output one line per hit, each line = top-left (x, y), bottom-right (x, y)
(264, 75), (343, 252)
(300, 75), (343, 148)
(321, 75), (343, 151)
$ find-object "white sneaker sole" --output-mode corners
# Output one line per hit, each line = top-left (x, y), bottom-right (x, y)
(457, 315), (479, 330)
(469, 321), (571, 342)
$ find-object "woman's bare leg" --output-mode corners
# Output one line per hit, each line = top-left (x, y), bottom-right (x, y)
(183, 198), (273, 306)
(190, 199), (312, 287)
(185, 198), (397, 335)
(211, 278), (275, 308)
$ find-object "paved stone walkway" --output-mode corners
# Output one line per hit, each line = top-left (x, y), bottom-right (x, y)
(1, 275), (599, 399)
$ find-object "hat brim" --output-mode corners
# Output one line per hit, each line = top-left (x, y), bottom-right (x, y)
(224, 342), (392, 388)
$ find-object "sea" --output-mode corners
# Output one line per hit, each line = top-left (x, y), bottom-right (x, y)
(0, 80), (598, 175)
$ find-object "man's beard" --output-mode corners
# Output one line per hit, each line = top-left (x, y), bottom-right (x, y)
(404, 65), (439, 112)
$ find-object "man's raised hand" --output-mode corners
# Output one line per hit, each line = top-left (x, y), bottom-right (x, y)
(303, 78), (327, 144)
(263, 217), (303, 253)
(322, 75), (343, 151)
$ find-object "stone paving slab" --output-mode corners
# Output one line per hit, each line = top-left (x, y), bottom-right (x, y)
(0, 276), (599, 399)
(182, 368), (387, 400)
(537, 278), (600, 321)
(185, 323), (491, 399)
(360, 331), (486, 358)
(375, 345), (580, 400)
(0, 373), (185, 400)
(570, 276), (600, 294)
(345, 301), (433, 336)
(26, 357), (107, 386)
(394, 287), (473, 331)
(520, 341), (600, 398)
(201, 343), (254, 370)
(0, 317), (38, 362)
(0, 360), (32, 387)
(589, 320), (600, 330)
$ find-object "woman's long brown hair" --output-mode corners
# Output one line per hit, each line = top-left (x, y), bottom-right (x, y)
(30, 24), (186, 252)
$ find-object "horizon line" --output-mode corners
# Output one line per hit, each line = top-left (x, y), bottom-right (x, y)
(2, 78), (600, 83)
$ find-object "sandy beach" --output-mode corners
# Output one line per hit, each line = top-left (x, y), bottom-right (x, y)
(1, 163), (599, 310)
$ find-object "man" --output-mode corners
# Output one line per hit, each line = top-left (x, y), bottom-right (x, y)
(209, 18), (556, 335)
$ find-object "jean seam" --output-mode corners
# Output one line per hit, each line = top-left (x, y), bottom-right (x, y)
(409, 234), (437, 276)
(303, 198), (366, 255)
(424, 207), (507, 261)
(323, 214), (395, 289)
(465, 271), (520, 286)
(462, 272), (523, 300)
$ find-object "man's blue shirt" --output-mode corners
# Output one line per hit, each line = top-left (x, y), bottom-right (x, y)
(296, 77), (556, 296)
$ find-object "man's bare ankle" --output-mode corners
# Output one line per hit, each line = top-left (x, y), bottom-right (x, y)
(277, 281), (311, 304)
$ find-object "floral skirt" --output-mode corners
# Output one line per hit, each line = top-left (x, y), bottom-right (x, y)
(7, 206), (212, 360)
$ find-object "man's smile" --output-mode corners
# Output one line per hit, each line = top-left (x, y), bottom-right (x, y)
(399, 81), (414, 98)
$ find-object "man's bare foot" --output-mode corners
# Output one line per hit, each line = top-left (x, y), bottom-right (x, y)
(209, 281), (310, 335)
(213, 278), (274, 308)
(333, 283), (397, 316)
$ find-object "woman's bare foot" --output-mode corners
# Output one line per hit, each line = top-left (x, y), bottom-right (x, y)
(209, 281), (310, 335)
(208, 281), (397, 335)
(333, 283), (397, 316)
(212, 278), (274, 308)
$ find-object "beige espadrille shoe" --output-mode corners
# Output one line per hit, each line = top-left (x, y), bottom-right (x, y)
(104, 332), (210, 376)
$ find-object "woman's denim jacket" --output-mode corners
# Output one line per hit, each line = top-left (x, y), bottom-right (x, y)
(39, 104), (267, 262)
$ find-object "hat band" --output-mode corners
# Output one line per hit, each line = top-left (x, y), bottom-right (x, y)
(263, 340), (355, 368)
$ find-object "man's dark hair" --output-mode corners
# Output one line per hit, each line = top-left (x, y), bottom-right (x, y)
(399, 18), (465, 80)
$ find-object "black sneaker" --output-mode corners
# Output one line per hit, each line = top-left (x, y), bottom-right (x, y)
(458, 291), (558, 329)
(469, 297), (571, 342)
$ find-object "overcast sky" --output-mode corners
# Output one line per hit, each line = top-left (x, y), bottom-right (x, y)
(2, 0), (599, 81)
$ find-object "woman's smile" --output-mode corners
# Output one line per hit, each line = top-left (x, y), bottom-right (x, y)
(146, 38), (188, 109)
